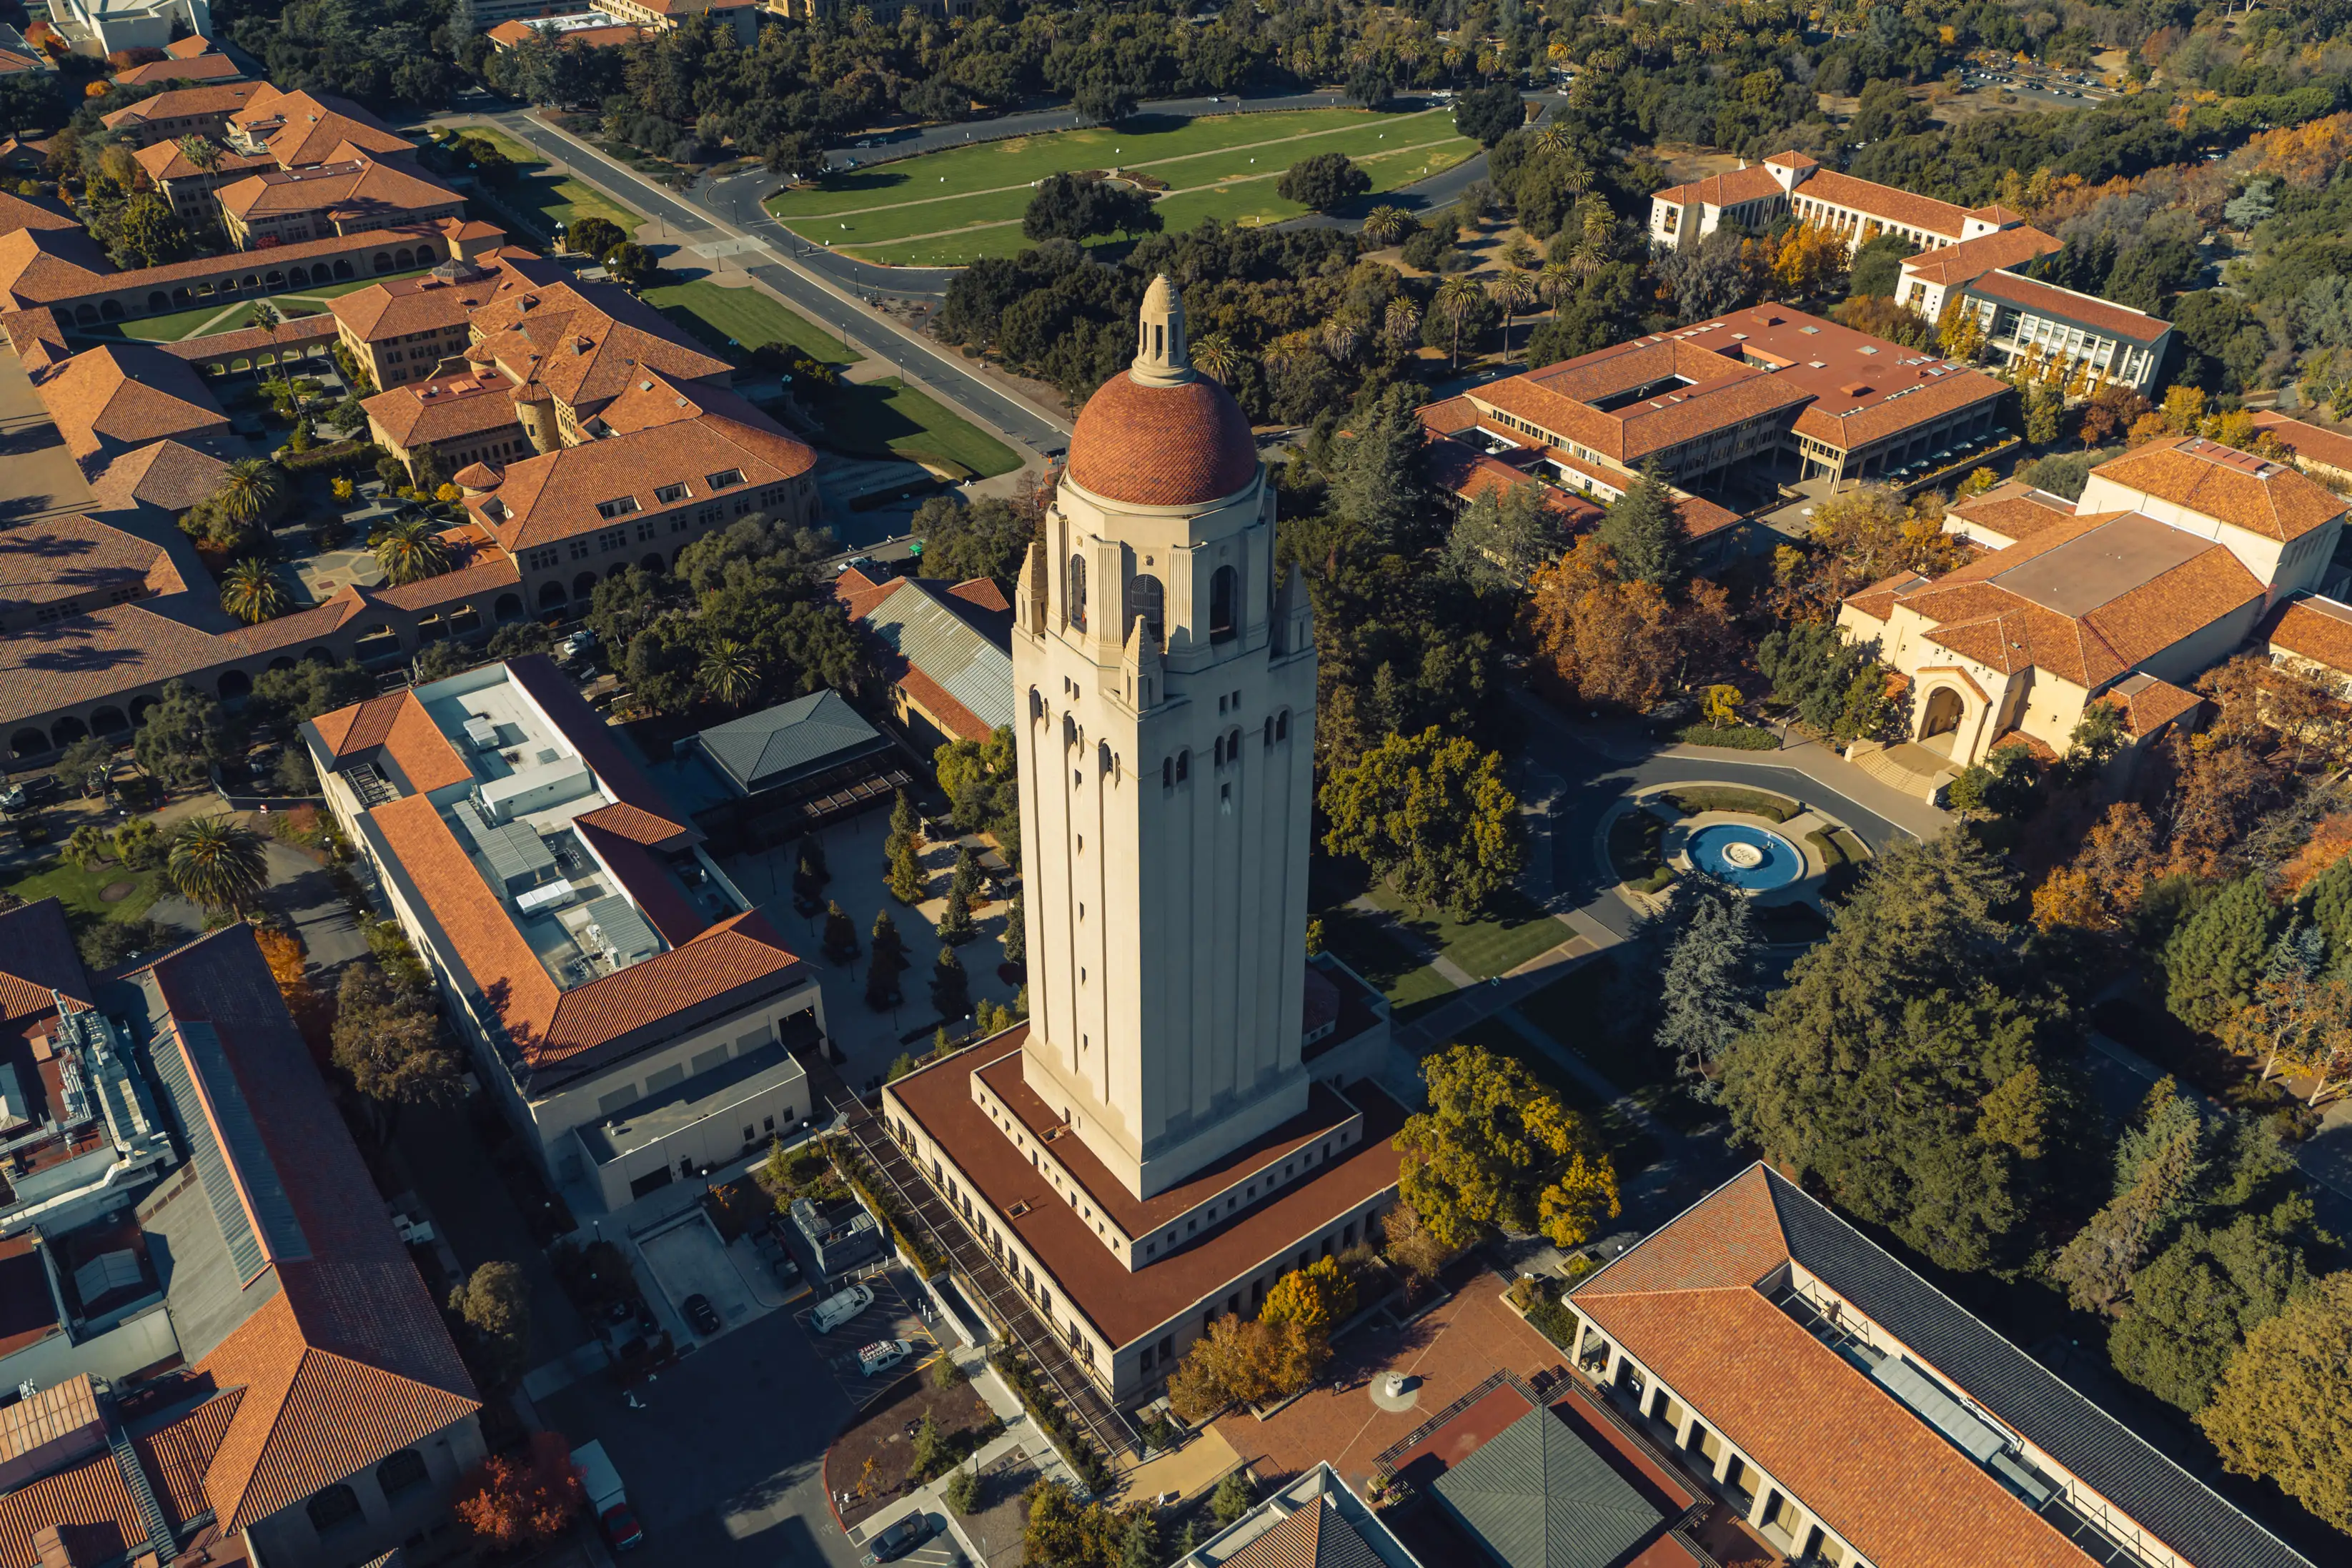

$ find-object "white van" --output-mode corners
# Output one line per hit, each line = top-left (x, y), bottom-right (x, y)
(811, 1282), (875, 1334)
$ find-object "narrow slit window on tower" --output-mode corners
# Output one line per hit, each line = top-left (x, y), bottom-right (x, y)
(1209, 564), (1238, 642)
(1176, 750), (1189, 782)
(1276, 710), (1289, 740)
(1154, 324), (1164, 357)
(1068, 553), (1088, 630)
(1163, 758), (1173, 788)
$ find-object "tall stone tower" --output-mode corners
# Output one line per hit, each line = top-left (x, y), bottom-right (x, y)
(1013, 277), (1318, 1201)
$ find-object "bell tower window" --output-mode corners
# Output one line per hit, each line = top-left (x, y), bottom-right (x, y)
(1209, 565), (1237, 642)
(1128, 573), (1163, 644)
(1068, 554), (1088, 631)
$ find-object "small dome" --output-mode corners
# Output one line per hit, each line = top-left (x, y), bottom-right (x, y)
(1066, 373), (1257, 507)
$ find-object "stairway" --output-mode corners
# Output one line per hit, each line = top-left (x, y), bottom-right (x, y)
(1845, 740), (1955, 803)
(107, 1420), (178, 1564)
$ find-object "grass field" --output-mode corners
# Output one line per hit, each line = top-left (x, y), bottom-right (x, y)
(768, 107), (1474, 266)
(111, 267), (437, 344)
(1363, 885), (1572, 982)
(2, 857), (165, 927)
(465, 126), (642, 241)
(820, 377), (1019, 479)
(643, 279), (863, 365)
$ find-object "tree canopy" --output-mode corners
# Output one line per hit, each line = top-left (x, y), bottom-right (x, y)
(1394, 1043), (1619, 1250)
(2197, 1272), (2352, 1533)
(1319, 727), (1524, 918)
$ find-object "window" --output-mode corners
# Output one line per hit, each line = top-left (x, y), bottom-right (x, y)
(599, 528), (626, 552)
(1128, 572), (1163, 642)
(1162, 758), (1173, 788)
(1209, 565), (1237, 641)
(636, 520), (657, 542)
(377, 1449), (429, 1498)
(655, 482), (690, 504)
(307, 1484), (362, 1534)
(705, 468), (745, 490)
(567, 538), (590, 560)
(1176, 750), (1189, 782)
(595, 495), (640, 519)
(1067, 553), (1087, 630)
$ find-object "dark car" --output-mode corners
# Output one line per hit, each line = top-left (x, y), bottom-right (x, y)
(599, 1502), (645, 1552)
(864, 1513), (934, 1564)
(683, 1294), (722, 1336)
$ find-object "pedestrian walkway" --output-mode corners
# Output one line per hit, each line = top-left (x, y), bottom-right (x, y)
(843, 1350), (1080, 1560)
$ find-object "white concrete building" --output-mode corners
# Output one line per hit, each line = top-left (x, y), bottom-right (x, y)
(1649, 150), (2043, 258)
(44, 0), (207, 57)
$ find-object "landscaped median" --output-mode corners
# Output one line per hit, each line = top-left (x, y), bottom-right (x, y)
(1599, 783), (1870, 923)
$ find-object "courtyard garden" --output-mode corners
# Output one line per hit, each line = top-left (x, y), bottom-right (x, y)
(824, 1361), (1004, 1529)
(766, 106), (1475, 266)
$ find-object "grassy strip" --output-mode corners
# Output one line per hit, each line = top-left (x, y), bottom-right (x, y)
(1664, 786), (1798, 822)
(1674, 722), (1779, 750)
(1361, 885), (1569, 981)
(989, 1346), (1114, 1489)
(462, 126), (642, 236)
(820, 377), (1020, 479)
(643, 278), (863, 366)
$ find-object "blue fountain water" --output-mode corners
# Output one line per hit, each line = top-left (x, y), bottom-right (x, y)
(1687, 822), (1804, 892)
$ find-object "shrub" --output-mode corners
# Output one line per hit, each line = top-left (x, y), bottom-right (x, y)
(943, 1465), (981, 1515)
(1674, 722), (1779, 750)
(76, 918), (172, 973)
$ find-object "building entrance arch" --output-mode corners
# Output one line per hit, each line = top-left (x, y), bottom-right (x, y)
(1920, 685), (1965, 740)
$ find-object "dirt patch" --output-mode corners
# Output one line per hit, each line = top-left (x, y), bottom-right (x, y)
(99, 882), (137, 903)
(1643, 142), (1743, 185)
(954, 1450), (1040, 1568)
(823, 1366), (1001, 1530)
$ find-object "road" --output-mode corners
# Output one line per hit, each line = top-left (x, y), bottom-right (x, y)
(451, 102), (1076, 452)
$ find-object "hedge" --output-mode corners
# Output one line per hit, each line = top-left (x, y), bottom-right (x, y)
(832, 1146), (949, 1280)
(1675, 722), (1779, 750)
(1664, 786), (1798, 822)
(279, 440), (382, 476)
(989, 1346), (1114, 1490)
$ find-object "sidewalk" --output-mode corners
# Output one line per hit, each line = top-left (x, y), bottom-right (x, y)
(841, 1348), (1080, 1559)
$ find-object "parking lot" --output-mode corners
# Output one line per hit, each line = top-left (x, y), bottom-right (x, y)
(640, 1214), (770, 1345)
(793, 1268), (938, 1410)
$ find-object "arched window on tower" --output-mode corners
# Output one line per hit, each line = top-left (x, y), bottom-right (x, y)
(1213, 735), (1224, 768)
(1276, 709), (1289, 741)
(1176, 750), (1190, 782)
(1128, 573), (1163, 645)
(1263, 717), (1274, 748)
(1068, 554), (1088, 631)
(1209, 565), (1237, 642)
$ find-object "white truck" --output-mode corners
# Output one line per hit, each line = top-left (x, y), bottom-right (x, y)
(570, 1440), (643, 1552)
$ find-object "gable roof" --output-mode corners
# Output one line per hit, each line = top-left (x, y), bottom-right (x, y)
(0, 512), (185, 620)
(690, 688), (886, 796)
(139, 926), (480, 1534)
(844, 575), (1016, 741)
(2262, 593), (2352, 677)
(1649, 163), (1784, 211)
(465, 277), (731, 413)
(87, 438), (234, 515)
(34, 343), (230, 465)
(1898, 225), (2062, 289)
(1571, 1166), (2315, 1568)
(0, 898), (90, 1023)
(1963, 269), (2171, 346)
(1429, 1404), (1668, 1568)
(1221, 1494), (1389, 1568)
(2089, 436), (2346, 542)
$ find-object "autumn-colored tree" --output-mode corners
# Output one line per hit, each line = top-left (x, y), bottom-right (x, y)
(1261, 1256), (1358, 1341)
(1936, 294), (1988, 359)
(1395, 1043), (1619, 1250)
(1318, 728), (1524, 918)
(1165, 1313), (1292, 1419)
(1781, 486), (1965, 610)
(252, 924), (330, 1056)
(1525, 537), (1679, 711)
(454, 1431), (583, 1549)
(1770, 222), (1846, 298)
(2031, 803), (2158, 936)
(2077, 385), (2152, 449)
(2196, 1272), (2352, 1532)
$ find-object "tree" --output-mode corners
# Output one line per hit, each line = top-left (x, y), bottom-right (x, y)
(2021, 379), (2065, 447)
(116, 194), (189, 267)
(1021, 1480), (1128, 1568)
(1001, 886), (1026, 967)
(2110, 1199), (2314, 1412)
(372, 514), (451, 585)
(698, 637), (758, 708)
(214, 457), (286, 527)
(1276, 152), (1370, 212)
(865, 926), (907, 1010)
(166, 815), (265, 912)
(2196, 1272), (2352, 1532)
(912, 494), (1036, 584)
(1716, 833), (2071, 1273)
(1524, 539), (1683, 714)
(2048, 1083), (2205, 1314)
(332, 961), (468, 1128)
(930, 946), (971, 1021)
(56, 734), (116, 798)
(943, 1464), (981, 1516)
(1597, 463), (1683, 590)
(1261, 1256), (1357, 1341)
(1211, 1471), (1256, 1526)
(938, 874), (976, 944)
(1021, 173), (1159, 242)
(1361, 205), (1413, 247)
(110, 816), (159, 870)
(449, 1260), (531, 1389)
(249, 658), (373, 728)
(2165, 875), (2278, 1034)
(1846, 232), (1915, 299)
(1454, 81), (1524, 146)
(823, 900), (858, 961)
(1653, 876), (1757, 1097)
(1166, 1313), (1290, 1419)
(566, 214), (623, 259)
(1431, 274), (1485, 370)
(1118, 1512), (1159, 1568)
(175, 133), (219, 172)
(218, 558), (288, 624)
(1071, 78), (1136, 126)
(602, 241), (657, 287)
(1394, 1043), (1619, 1250)
(454, 1430), (585, 1550)
(63, 825), (110, 870)
(134, 679), (227, 788)
(1319, 728), (1524, 918)
(888, 831), (925, 904)
(1756, 621), (1887, 740)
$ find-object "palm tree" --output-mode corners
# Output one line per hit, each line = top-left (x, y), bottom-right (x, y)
(1489, 270), (1537, 359)
(1434, 274), (1484, 371)
(1260, 329), (1316, 377)
(1361, 204), (1412, 247)
(250, 301), (282, 334)
(372, 515), (451, 585)
(175, 134), (219, 172)
(1191, 332), (1241, 385)
(1533, 120), (1573, 158)
(1382, 296), (1421, 348)
(218, 559), (287, 625)
(698, 637), (758, 708)
(167, 815), (267, 912)
(214, 458), (284, 527)
(1321, 311), (1364, 364)
(1537, 261), (1577, 311)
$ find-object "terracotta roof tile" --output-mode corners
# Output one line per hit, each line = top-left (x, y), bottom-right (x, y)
(34, 342), (231, 465)
(2248, 411), (2352, 480)
(157, 314), (340, 364)
(217, 156), (459, 225)
(2095, 673), (2202, 738)
(364, 372), (527, 448)
(1898, 226), (2061, 289)
(1944, 482), (2080, 547)
(0, 1450), (144, 1568)
(101, 81), (269, 130)
(1963, 271), (2170, 346)
(1576, 1165), (1789, 1296)
(0, 512), (183, 622)
(947, 577), (1011, 612)
(0, 189), (77, 236)
(383, 692), (474, 792)
(132, 139), (272, 184)
(574, 800), (694, 849)
(1794, 167), (1972, 240)
(134, 1391), (244, 1529)
(466, 278), (731, 413)
(88, 439), (234, 515)
(893, 663), (991, 743)
(2089, 437), (2345, 542)
(0, 218), (477, 311)
(1651, 164), (1785, 210)
(2262, 595), (2352, 676)
(0, 898), (91, 1023)
(112, 54), (243, 86)
(229, 87), (410, 168)
(1066, 371), (1258, 506)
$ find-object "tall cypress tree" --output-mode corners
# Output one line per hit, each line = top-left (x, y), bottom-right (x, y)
(1598, 462), (1683, 590)
(2163, 875), (2278, 1033)
(1652, 877), (1757, 1098)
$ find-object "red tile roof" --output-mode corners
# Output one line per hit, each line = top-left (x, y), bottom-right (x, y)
(1963, 270), (2170, 345)
(2095, 673), (2202, 738)
(2248, 411), (2352, 480)
(1651, 164), (1785, 210)
(113, 54), (244, 86)
(1944, 481), (2079, 547)
(141, 925), (480, 1535)
(575, 799), (695, 850)
(2090, 436), (2345, 542)
(0, 1449), (145, 1568)
(34, 343), (231, 465)
(134, 1391), (244, 1529)
(2263, 595), (2352, 676)
(0, 898), (91, 1023)
(1793, 167), (1972, 241)
(1898, 226), (2060, 289)
(1067, 370), (1259, 506)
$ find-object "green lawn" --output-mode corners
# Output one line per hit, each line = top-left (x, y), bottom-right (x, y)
(643, 278), (863, 366)
(820, 377), (1019, 479)
(463, 126), (642, 241)
(3, 857), (166, 926)
(106, 267), (436, 344)
(770, 106), (1475, 267)
(1363, 885), (1572, 982)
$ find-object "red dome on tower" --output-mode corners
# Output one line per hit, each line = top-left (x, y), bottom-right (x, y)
(1063, 275), (1258, 507)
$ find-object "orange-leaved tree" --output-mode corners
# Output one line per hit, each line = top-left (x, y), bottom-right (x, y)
(455, 1430), (583, 1549)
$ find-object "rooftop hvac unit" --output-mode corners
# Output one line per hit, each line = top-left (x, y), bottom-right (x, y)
(463, 715), (501, 752)
(515, 878), (577, 916)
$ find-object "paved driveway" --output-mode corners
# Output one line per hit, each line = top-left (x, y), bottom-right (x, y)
(639, 1214), (768, 1344)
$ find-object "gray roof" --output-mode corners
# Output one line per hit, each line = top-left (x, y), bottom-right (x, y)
(145, 1016), (309, 1284)
(860, 580), (1012, 733)
(691, 688), (886, 797)
(1757, 1168), (2313, 1568)
(1430, 1405), (1665, 1568)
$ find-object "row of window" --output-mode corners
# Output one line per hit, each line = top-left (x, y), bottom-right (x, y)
(1159, 710), (1290, 788)
(1066, 559), (1240, 642)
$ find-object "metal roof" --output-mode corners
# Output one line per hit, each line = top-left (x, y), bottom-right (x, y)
(861, 580), (1012, 733)
(1430, 1404), (1667, 1568)
(147, 1018), (308, 1284)
(1763, 1171), (2314, 1568)
(691, 688), (885, 796)
(583, 894), (660, 967)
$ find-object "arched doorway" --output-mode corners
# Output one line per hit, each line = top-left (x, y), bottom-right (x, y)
(218, 670), (252, 700)
(537, 582), (567, 609)
(268, 656), (296, 670)
(10, 730), (46, 759)
(334, 259), (354, 279)
(147, 292), (168, 312)
(353, 623), (401, 660)
(99, 299), (123, 320)
(450, 605), (482, 635)
(49, 717), (86, 748)
(572, 572), (598, 600)
(302, 646), (334, 664)
(1919, 687), (1965, 752)
(127, 695), (159, 725)
(640, 553), (664, 574)
(495, 593), (525, 622)
(90, 707), (129, 736)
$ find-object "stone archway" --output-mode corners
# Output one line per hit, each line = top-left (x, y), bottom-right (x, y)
(90, 707), (129, 736)
(572, 571), (598, 600)
(49, 716), (86, 748)
(126, 695), (159, 725)
(1919, 686), (1965, 740)
(10, 730), (46, 759)
(537, 582), (567, 609)
(218, 669), (252, 700)
(495, 592), (525, 622)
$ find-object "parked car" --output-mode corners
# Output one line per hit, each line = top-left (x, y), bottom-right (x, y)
(683, 1294), (723, 1336)
(865, 1512), (934, 1563)
(811, 1283), (874, 1334)
(859, 1338), (913, 1377)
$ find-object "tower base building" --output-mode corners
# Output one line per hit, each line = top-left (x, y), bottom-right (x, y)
(882, 279), (1401, 1406)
